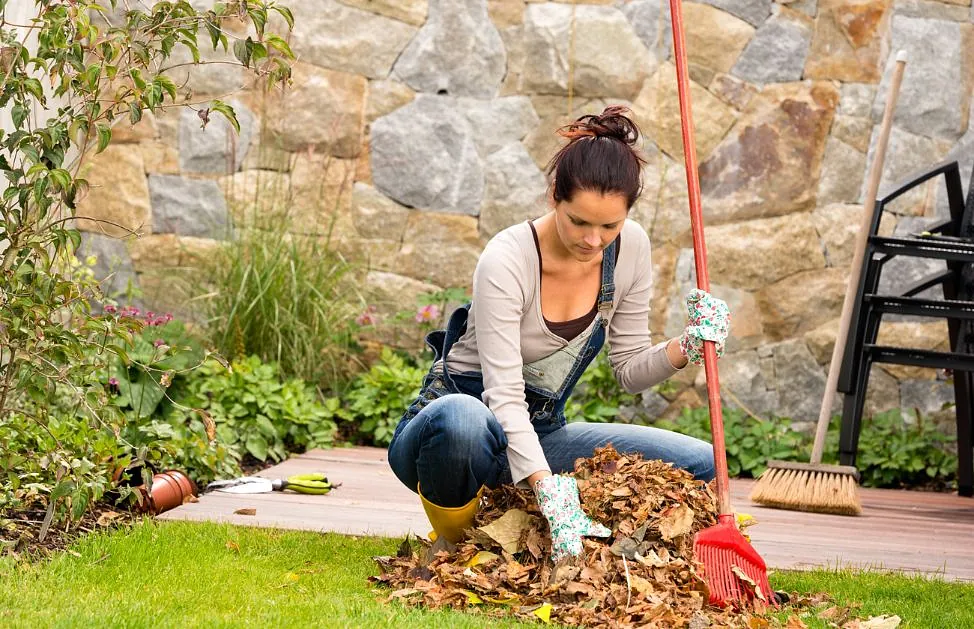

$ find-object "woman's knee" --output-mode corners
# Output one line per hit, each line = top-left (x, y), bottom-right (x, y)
(685, 440), (716, 482)
(420, 394), (501, 453)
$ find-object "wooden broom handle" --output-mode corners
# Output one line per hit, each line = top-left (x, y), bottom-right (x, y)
(811, 51), (908, 465)
(669, 0), (731, 516)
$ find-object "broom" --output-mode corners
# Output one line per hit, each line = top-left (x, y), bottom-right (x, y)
(667, 0), (774, 606)
(749, 51), (909, 516)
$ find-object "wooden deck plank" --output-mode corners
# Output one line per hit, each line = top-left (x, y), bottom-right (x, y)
(157, 446), (974, 581)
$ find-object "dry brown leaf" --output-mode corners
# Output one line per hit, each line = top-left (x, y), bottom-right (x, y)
(234, 508), (256, 516)
(844, 616), (902, 629)
(785, 615), (809, 628)
(658, 505), (694, 541)
(225, 540), (239, 552)
(96, 511), (123, 527)
(477, 509), (536, 554)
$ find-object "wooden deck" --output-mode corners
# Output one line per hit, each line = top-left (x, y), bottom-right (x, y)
(158, 447), (974, 582)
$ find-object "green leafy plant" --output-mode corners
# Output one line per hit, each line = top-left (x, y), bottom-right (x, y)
(337, 348), (425, 446)
(656, 407), (809, 478)
(832, 409), (957, 489)
(0, 0), (293, 527)
(104, 308), (206, 419)
(174, 355), (340, 466)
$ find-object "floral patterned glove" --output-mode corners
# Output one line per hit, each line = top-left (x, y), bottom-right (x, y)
(679, 288), (731, 366)
(535, 475), (611, 562)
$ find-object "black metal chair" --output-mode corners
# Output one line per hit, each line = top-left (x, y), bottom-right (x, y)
(836, 160), (974, 497)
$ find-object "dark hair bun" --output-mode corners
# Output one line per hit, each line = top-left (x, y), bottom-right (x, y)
(558, 105), (640, 146)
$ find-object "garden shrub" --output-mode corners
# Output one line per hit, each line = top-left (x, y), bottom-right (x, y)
(0, 0), (294, 526)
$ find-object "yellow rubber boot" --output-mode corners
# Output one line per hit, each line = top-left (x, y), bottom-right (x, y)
(418, 484), (483, 543)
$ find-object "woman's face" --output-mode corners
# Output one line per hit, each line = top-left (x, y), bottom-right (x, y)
(552, 189), (628, 262)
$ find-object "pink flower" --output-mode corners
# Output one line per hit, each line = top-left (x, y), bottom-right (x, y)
(356, 305), (378, 326)
(415, 304), (441, 324)
(104, 304), (117, 314)
(154, 339), (165, 348)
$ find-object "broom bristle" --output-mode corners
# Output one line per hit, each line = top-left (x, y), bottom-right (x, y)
(749, 462), (862, 516)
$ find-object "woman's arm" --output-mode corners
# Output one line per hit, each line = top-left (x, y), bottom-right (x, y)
(606, 223), (685, 393)
(472, 237), (551, 486)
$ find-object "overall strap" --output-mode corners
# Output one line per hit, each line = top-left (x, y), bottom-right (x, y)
(597, 236), (618, 318)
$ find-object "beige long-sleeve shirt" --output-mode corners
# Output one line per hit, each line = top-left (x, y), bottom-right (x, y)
(442, 219), (681, 485)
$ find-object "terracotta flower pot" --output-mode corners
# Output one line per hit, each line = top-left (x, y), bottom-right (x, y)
(148, 470), (198, 515)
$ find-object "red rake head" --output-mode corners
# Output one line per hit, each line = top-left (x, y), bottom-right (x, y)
(693, 515), (775, 608)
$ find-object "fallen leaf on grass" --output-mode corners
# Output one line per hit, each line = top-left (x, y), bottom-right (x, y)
(234, 508), (256, 516)
(785, 614), (809, 628)
(226, 540), (239, 552)
(182, 494), (199, 504)
(843, 615), (901, 629)
(96, 511), (123, 527)
(533, 602), (552, 623)
(477, 508), (536, 554)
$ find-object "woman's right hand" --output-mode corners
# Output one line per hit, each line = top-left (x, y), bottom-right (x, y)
(534, 474), (611, 562)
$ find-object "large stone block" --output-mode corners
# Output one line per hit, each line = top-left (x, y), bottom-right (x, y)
(179, 100), (254, 174)
(522, 95), (615, 171)
(816, 138), (866, 206)
(366, 80), (416, 124)
(810, 202), (896, 268)
(393, 0), (506, 98)
(459, 96), (539, 156)
(754, 268), (847, 341)
(804, 0), (891, 82)
(699, 81), (839, 223)
(520, 4), (652, 100)
(289, 1), (418, 79)
(697, 350), (780, 417)
(633, 63), (737, 162)
(621, 0), (672, 60)
(860, 126), (951, 215)
(479, 142), (546, 239)
(732, 7), (813, 84)
(290, 156), (358, 237)
(872, 16), (974, 141)
(76, 145), (151, 238)
(875, 321), (951, 381)
(351, 183), (412, 241)
(395, 212), (483, 287)
(371, 95), (484, 215)
(221, 170), (291, 227)
(771, 339), (835, 421)
(337, 0), (428, 26)
(697, 0), (771, 26)
(704, 213), (827, 291)
(149, 175), (230, 239)
(167, 40), (245, 98)
(262, 62), (367, 158)
(683, 3), (755, 75)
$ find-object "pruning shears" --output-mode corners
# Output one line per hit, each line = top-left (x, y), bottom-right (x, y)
(205, 473), (336, 495)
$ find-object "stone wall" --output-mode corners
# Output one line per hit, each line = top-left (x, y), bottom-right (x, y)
(76, 0), (974, 424)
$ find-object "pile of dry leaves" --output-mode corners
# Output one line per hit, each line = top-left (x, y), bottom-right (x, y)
(373, 446), (772, 627)
(371, 445), (902, 628)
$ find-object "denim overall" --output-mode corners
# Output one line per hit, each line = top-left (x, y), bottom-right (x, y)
(387, 240), (619, 507)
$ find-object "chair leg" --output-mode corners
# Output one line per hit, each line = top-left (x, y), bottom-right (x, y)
(839, 356), (874, 468)
(955, 369), (973, 497)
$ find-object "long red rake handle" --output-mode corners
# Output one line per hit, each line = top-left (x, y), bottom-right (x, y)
(667, 0), (730, 518)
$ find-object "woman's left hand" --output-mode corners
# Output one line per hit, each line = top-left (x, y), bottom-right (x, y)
(679, 288), (730, 365)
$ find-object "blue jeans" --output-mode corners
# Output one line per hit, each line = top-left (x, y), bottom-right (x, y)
(387, 393), (716, 507)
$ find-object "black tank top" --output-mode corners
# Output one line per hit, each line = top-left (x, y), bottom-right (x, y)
(529, 221), (620, 342)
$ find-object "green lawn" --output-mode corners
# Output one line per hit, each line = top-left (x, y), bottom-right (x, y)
(0, 520), (970, 628)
